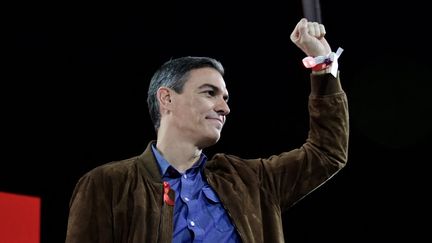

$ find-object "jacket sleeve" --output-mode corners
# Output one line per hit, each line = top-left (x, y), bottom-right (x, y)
(261, 73), (349, 211)
(65, 169), (114, 243)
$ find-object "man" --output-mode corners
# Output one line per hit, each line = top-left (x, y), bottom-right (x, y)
(65, 18), (349, 243)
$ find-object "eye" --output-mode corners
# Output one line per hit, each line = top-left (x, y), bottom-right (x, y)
(205, 90), (215, 96)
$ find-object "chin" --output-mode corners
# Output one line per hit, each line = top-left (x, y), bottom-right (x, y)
(198, 133), (221, 149)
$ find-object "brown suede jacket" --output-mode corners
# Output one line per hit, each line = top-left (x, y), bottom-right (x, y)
(66, 73), (349, 243)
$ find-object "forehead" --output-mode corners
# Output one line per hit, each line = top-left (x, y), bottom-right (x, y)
(184, 67), (227, 92)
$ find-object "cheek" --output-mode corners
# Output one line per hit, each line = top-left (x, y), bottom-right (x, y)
(189, 99), (212, 113)
(176, 104), (201, 121)
(176, 98), (213, 121)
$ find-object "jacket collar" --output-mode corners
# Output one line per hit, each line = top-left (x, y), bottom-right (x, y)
(137, 140), (163, 183)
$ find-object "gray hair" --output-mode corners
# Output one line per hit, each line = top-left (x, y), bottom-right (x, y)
(147, 56), (225, 131)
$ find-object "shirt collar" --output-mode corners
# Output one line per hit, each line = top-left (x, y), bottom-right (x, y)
(151, 144), (208, 177)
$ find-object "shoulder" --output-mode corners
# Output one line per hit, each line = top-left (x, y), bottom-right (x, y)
(69, 155), (150, 205)
(79, 156), (142, 183)
(206, 150), (308, 176)
(206, 153), (263, 175)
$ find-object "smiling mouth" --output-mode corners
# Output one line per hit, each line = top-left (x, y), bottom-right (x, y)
(206, 117), (224, 126)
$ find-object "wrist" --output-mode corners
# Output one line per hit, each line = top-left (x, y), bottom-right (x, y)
(303, 47), (344, 77)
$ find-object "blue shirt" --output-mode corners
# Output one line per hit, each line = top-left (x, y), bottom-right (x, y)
(151, 145), (241, 243)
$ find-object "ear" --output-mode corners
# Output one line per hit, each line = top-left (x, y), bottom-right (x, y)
(157, 87), (173, 112)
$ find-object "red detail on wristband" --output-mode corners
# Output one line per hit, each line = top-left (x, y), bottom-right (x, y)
(163, 181), (174, 206)
(312, 62), (329, 71)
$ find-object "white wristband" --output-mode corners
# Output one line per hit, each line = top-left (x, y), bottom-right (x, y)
(303, 47), (344, 77)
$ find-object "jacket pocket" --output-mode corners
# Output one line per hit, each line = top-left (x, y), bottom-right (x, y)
(202, 186), (234, 232)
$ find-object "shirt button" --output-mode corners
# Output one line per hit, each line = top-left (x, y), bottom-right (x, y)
(183, 174), (187, 179)
(190, 221), (195, 227)
(184, 197), (190, 202)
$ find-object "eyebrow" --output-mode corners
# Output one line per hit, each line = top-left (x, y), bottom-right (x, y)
(198, 83), (229, 101)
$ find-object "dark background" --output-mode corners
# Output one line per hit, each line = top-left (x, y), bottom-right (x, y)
(3, 0), (431, 242)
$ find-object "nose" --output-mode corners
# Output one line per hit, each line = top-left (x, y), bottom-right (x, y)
(216, 98), (230, 116)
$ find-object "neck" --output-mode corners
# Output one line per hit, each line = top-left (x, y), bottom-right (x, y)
(155, 134), (202, 173)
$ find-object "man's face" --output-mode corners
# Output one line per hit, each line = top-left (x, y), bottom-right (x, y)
(169, 67), (230, 148)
